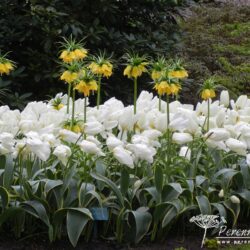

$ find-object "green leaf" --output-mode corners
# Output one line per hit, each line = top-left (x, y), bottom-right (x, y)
(67, 208), (92, 247)
(3, 156), (14, 189)
(120, 168), (129, 195)
(44, 180), (63, 194)
(196, 175), (207, 186)
(212, 203), (227, 220)
(239, 160), (250, 189)
(223, 200), (240, 226)
(21, 200), (50, 227)
(144, 187), (160, 203)
(162, 183), (182, 202)
(91, 172), (124, 207)
(0, 186), (9, 210)
(235, 189), (250, 204)
(154, 164), (163, 194)
(153, 203), (170, 224)
(95, 160), (106, 175)
(162, 206), (178, 228)
(129, 207), (152, 243)
(196, 195), (211, 215)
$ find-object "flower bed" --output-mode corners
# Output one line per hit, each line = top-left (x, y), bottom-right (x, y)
(0, 39), (250, 247)
(0, 89), (250, 246)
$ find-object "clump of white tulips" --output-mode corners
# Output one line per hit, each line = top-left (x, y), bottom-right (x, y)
(0, 90), (250, 168)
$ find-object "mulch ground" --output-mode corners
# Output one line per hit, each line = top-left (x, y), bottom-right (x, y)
(0, 235), (206, 250)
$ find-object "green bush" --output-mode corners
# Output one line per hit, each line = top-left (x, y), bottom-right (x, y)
(0, 0), (193, 105)
(179, 4), (250, 100)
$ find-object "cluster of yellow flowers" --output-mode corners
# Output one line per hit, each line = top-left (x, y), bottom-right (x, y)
(123, 62), (148, 79)
(154, 81), (181, 96)
(59, 40), (113, 101)
(150, 59), (188, 97)
(88, 61), (113, 78)
(59, 38), (218, 126)
(59, 48), (87, 63)
(0, 55), (15, 76)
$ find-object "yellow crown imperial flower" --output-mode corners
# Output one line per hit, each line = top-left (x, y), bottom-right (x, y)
(124, 63), (147, 79)
(151, 70), (162, 81)
(168, 69), (188, 79)
(154, 81), (171, 96)
(0, 61), (15, 75)
(74, 80), (98, 97)
(101, 63), (113, 78)
(89, 62), (113, 78)
(60, 70), (78, 84)
(170, 83), (181, 95)
(201, 89), (216, 100)
(59, 50), (73, 63)
(73, 48), (88, 60)
(123, 53), (148, 79)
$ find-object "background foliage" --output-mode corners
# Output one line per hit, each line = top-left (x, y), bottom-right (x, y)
(0, 0), (190, 107)
(179, 4), (250, 101)
(0, 0), (249, 108)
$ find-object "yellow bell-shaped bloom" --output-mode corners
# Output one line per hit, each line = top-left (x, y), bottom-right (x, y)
(170, 83), (181, 95)
(151, 70), (162, 81)
(74, 80), (98, 97)
(60, 71), (78, 84)
(0, 62), (14, 75)
(201, 89), (216, 100)
(169, 70), (188, 79)
(89, 62), (112, 78)
(59, 50), (73, 63)
(154, 81), (171, 96)
(73, 48), (88, 60)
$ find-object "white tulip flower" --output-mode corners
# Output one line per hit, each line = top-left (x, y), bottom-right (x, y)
(113, 146), (134, 168)
(235, 95), (248, 110)
(220, 90), (230, 107)
(84, 121), (103, 135)
(79, 140), (105, 156)
(205, 128), (230, 141)
(225, 138), (247, 156)
(26, 133), (51, 161)
(126, 143), (156, 164)
(53, 145), (72, 166)
(172, 132), (193, 145)
(59, 129), (80, 144)
(106, 136), (124, 151)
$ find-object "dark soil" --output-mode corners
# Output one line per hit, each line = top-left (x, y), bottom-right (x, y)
(0, 235), (205, 250)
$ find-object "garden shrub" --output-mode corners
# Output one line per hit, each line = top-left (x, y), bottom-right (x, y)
(180, 4), (250, 100)
(0, 0), (193, 106)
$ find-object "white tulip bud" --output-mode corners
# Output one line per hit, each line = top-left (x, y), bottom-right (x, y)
(218, 189), (224, 198)
(220, 90), (230, 107)
(230, 195), (240, 204)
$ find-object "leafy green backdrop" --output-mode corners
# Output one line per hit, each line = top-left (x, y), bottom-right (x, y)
(0, 0), (249, 108)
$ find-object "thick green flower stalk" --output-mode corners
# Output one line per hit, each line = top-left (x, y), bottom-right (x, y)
(123, 52), (148, 115)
